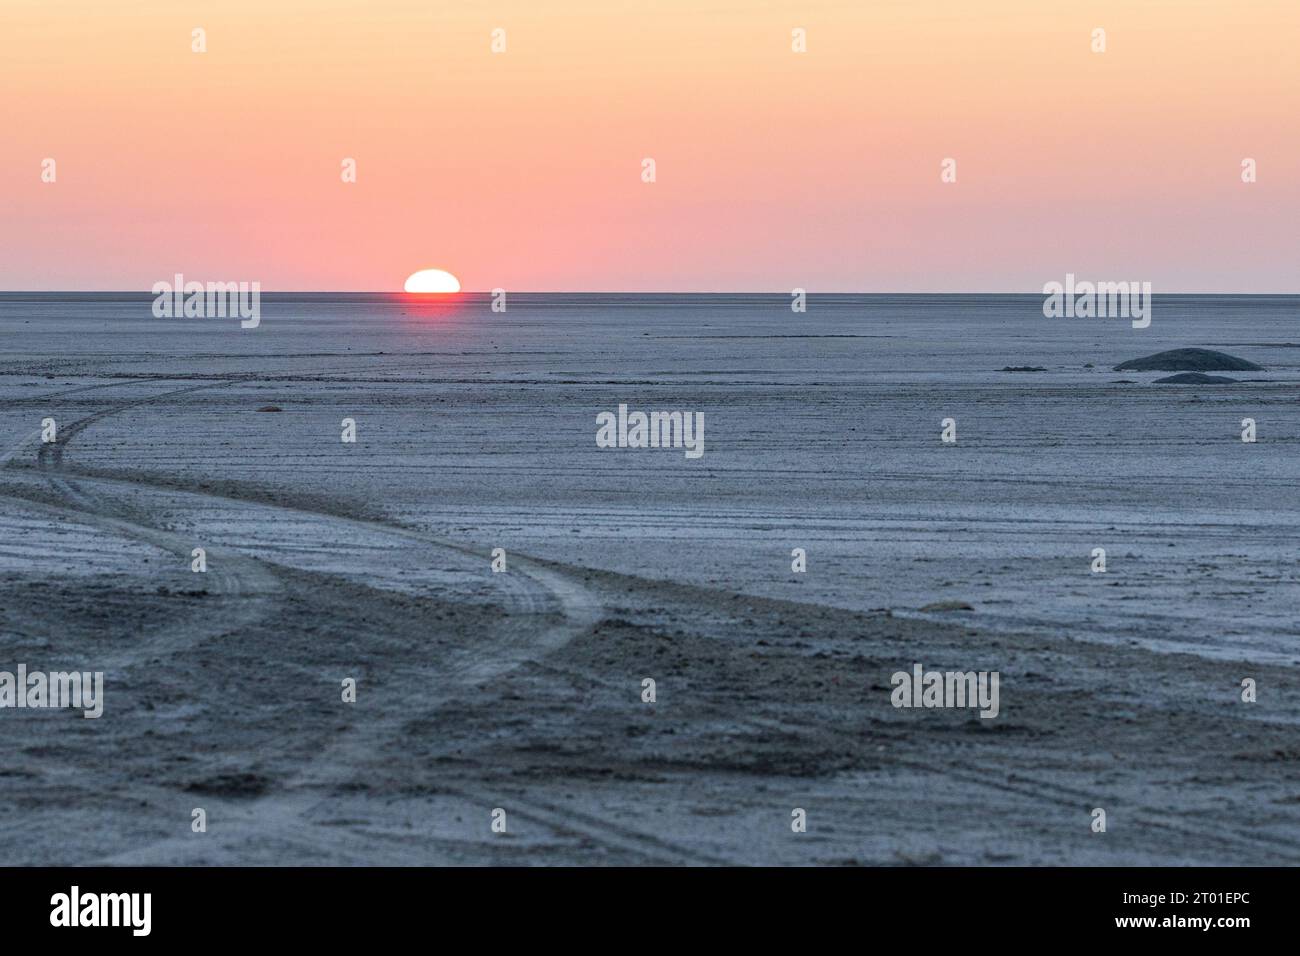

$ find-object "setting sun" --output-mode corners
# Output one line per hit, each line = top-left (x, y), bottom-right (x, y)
(403, 269), (461, 294)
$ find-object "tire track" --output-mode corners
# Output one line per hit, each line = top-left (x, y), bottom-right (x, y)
(7, 380), (729, 865)
(5, 381), (282, 670)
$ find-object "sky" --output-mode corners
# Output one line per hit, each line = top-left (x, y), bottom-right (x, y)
(2, 0), (1297, 292)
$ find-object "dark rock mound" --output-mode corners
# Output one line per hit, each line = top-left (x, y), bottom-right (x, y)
(256, 405), (283, 412)
(1114, 348), (1262, 372)
(1153, 373), (1238, 385)
(1000, 366), (1046, 372)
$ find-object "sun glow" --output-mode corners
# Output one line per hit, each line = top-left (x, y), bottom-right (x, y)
(403, 269), (461, 293)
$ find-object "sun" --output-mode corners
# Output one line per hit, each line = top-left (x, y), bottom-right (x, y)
(403, 268), (461, 293)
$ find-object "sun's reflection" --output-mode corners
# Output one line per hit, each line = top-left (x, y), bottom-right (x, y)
(395, 290), (476, 321)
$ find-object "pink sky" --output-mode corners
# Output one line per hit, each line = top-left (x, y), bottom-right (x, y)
(2, 1), (1297, 291)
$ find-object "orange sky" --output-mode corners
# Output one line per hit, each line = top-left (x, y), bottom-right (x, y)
(2, 0), (1296, 291)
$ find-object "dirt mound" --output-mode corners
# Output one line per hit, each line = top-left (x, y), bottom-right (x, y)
(1114, 348), (1262, 372)
(1153, 373), (1239, 384)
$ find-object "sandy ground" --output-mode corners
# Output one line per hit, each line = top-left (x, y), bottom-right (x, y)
(1, 295), (1298, 864)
